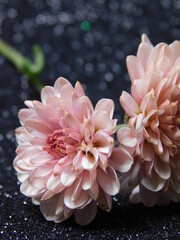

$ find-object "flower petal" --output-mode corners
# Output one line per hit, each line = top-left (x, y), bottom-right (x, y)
(74, 201), (97, 225)
(95, 99), (115, 119)
(120, 91), (139, 117)
(97, 166), (120, 195)
(117, 127), (137, 148)
(109, 147), (133, 173)
(126, 56), (144, 82)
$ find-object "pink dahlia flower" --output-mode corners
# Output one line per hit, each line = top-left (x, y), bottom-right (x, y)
(118, 35), (180, 206)
(14, 77), (133, 225)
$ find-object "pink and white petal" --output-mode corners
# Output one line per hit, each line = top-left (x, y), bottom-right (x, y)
(141, 170), (165, 192)
(94, 131), (113, 154)
(91, 110), (112, 132)
(14, 157), (35, 172)
(109, 147), (133, 173)
(54, 77), (70, 96)
(137, 42), (152, 69)
(18, 109), (35, 124)
(30, 136), (47, 149)
(170, 40), (180, 64)
(74, 201), (97, 226)
(131, 79), (145, 103)
(74, 96), (94, 121)
(60, 112), (80, 132)
(15, 127), (32, 144)
(17, 172), (29, 182)
(25, 120), (52, 137)
(33, 164), (54, 178)
(41, 190), (55, 200)
(82, 171), (92, 190)
(95, 99), (115, 119)
(59, 84), (74, 107)
(46, 174), (65, 193)
(71, 178), (83, 201)
(20, 178), (46, 198)
(82, 153), (98, 170)
(29, 152), (53, 166)
(41, 86), (55, 103)
(98, 153), (108, 171)
(24, 100), (35, 109)
(117, 127), (137, 148)
(126, 56), (144, 82)
(97, 166), (120, 196)
(74, 81), (85, 97)
(141, 34), (152, 44)
(64, 185), (89, 209)
(73, 151), (83, 172)
(60, 167), (76, 187)
(120, 91), (139, 117)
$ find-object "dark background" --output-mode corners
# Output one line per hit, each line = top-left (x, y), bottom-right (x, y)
(0, 0), (180, 239)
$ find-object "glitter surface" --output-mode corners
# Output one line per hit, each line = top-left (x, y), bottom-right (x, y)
(0, 0), (180, 239)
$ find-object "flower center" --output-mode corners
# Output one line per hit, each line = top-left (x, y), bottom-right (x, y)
(43, 129), (68, 158)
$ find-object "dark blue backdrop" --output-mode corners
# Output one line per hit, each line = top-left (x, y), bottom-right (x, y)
(0, 0), (180, 239)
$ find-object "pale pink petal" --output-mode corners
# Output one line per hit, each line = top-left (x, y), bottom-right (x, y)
(74, 81), (85, 97)
(41, 86), (55, 103)
(94, 131), (113, 154)
(120, 91), (139, 117)
(117, 127), (137, 147)
(137, 42), (152, 69)
(126, 56), (144, 82)
(74, 96), (94, 121)
(81, 151), (98, 170)
(25, 120), (52, 137)
(141, 34), (152, 44)
(109, 147), (133, 172)
(20, 178), (45, 197)
(18, 109), (35, 124)
(95, 99), (115, 119)
(170, 40), (180, 64)
(64, 185), (89, 209)
(71, 178), (83, 201)
(60, 167), (76, 187)
(15, 127), (32, 144)
(54, 77), (70, 95)
(97, 166), (120, 195)
(60, 112), (80, 132)
(91, 110), (113, 132)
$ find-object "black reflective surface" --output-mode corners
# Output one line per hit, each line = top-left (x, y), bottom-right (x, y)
(0, 0), (180, 239)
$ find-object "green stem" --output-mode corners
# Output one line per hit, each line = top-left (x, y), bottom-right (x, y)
(0, 38), (24, 70)
(0, 38), (44, 92)
(116, 124), (128, 131)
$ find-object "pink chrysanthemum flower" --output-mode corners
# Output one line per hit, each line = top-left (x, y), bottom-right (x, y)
(118, 35), (180, 206)
(14, 77), (133, 225)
